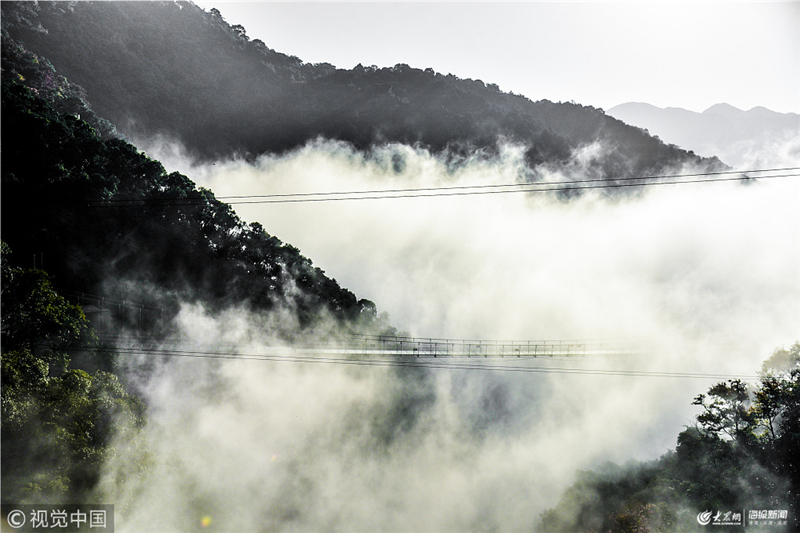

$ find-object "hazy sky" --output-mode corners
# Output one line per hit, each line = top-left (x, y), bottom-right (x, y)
(193, 1), (800, 114)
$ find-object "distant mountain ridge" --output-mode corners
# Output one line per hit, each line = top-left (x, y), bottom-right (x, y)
(1, 0), (723, 182)
(607, 102), (800, 168)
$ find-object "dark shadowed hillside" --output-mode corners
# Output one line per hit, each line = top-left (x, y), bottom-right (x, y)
(0, 41), (391, 338)
(2, 0), (723, 179)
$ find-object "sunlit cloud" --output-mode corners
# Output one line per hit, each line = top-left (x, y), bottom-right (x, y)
(103, 137), (800, 531)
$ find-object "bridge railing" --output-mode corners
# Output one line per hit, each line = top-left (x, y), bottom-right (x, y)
(341, 335), (646, 357)
(89, 333), (648, 359)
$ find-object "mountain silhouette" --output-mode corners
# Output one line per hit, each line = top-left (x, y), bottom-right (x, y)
(2, 0), (723, 181)
(607, 102), (799, 168)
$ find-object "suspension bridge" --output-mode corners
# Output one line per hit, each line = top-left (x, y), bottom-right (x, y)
(306, 335), (648, 358)
(65, 290), (763, 381)
(63, 290), (648, 359)
(82, 334), (761, 381)
(94, 333), (649, 360)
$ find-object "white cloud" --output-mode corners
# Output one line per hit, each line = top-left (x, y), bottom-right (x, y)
(111, 139), (799, 531)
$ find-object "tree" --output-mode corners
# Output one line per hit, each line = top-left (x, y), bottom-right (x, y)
(753, 376), (789, 443)
(692, 379), (755, 443)
(539, 344), (800, 532)
(761, 342), (800, 376)
(1, 243), (145, 503)
(1, 241), (94, 370)
(1, 71), (392, 338)
(230, 23), (247, 40)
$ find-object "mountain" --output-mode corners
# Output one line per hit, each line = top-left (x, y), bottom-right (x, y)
(1, 0), (723, 180)
(0, 40), (404, 507)
(0, 39), (391, 339)
(2, 2), (797, 522)
(0, 0), (736, 331)
(607, 102), (800, 168)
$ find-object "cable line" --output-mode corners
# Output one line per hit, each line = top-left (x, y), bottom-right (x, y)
(73, 166), (800, 207)
(221, 172), (799, 205)
(63, 344), (761, 381)
(213, 166), (800, 202)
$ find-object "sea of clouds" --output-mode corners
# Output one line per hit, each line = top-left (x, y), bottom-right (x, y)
(102, 138), (799, 532)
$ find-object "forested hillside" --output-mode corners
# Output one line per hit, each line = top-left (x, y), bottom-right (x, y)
(0, 37), (389, 338)
(1, 0), (723, 179)
(1, 31), (400, 505)
(1, 245), (146, 504)
(540, 344), (800, 533)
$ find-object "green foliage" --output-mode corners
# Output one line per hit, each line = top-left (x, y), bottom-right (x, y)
(539, 345), (800, 533)
(692, 379), (755, 443)
(1, 242), (95, 370)
(1, 244), (146, 504)
(0, 32), (118, 138)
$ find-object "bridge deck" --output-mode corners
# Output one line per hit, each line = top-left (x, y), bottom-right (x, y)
(98, 334), (648, 358)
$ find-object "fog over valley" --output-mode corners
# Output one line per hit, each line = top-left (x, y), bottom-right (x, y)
(2, 1), (799, 531)
(127, 136), (799, 529)
(151, 139), (799, 351)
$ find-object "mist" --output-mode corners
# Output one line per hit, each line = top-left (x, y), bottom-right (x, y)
(105, 138), (799, 532)
(178, 140), (798, 346)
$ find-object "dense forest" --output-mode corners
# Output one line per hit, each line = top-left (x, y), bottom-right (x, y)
(0, 34), (399, 505)
(0, 36), (391, 338)
(1, 0), (724, 180)
(1, 244), (146, 503)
